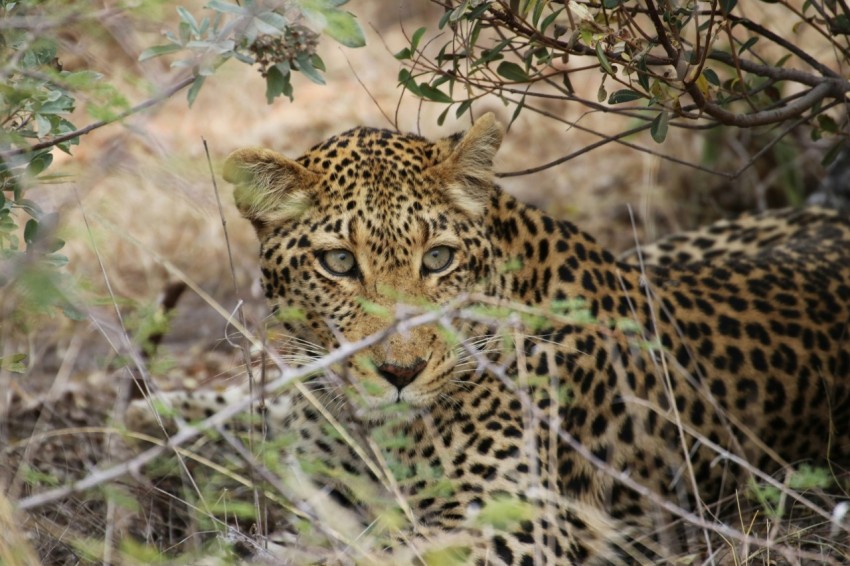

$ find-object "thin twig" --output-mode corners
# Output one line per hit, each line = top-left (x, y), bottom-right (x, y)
(0, 75), (195, 160)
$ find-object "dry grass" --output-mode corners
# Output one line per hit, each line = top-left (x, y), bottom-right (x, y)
(2, 1), (848, 564)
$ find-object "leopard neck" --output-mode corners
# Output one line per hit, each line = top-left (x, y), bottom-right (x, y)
(484, 187), (644, 320)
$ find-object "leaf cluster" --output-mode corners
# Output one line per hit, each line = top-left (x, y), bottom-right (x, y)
(0, 3), (100, 344)
(140, 0), (365, 104)
(396, 1), (849, 155)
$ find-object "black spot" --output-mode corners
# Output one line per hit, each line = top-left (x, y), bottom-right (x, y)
(477, 437), (494, 454)
(538, 239), (549, 262)
(717, 314), (741, 338)
(710, 379), (726, 398)
(581, 271), (596, 293)
(591, 414), (607, 436)
(750, 348), (768, 371)
(558, 265), (575, 283)
(694, 298), (715, 316)
(726, 345), (745, 372)
(728, 296), (749, 311)
(618, 416), (634, 443)
(690, 399), (705, 427)
(493, 536), (513, 564)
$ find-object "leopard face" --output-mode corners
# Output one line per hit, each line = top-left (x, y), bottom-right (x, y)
(224, 122), (502, 415)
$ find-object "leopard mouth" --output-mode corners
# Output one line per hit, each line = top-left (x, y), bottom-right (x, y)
(310, 350), (460, 419)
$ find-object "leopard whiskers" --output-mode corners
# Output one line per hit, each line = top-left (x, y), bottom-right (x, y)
(274, 335), (327, 355)
(455, 334), (503, 362)
(437, 392), (464, 411)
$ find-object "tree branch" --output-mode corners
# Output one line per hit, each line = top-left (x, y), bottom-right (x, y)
(0, 75), (195, 161)
(645, 0), (848, 127)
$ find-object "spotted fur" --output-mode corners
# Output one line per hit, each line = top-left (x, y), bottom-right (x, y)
(621, 206), (850, 266)
(130, 114), (850, 564)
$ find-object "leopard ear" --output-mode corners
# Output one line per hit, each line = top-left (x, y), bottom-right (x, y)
(223, 148), (321, 235)
(432, 112), (504, 218)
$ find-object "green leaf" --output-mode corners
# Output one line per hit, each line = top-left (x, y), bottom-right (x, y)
(176, 6), (199, 34)
(423, 546), (471, 566)
(455, 99), (472, 118)
(475, 495), (534, 530)
(788, 464), (833, 490)
(35, 114), (51, 138)
(24, 218), (38, 244)
(822, 140), (844, 167)
(637, 58), (649, 91)
(509, 95), (525, 127)
(608, 89), (643, 104)
(47, 238), (65, 253)
(27, 153), (53, 177)
(299, 0), (366, 48)
(187, 75), (205, 107)
(398, 68), (423, 97)
(496, 61), (530, 82)
(410, 26), (426, 51)
(540, 8), (563, 34)
(394, 47), (412, 60)
(738, 36), (758, 55)
(650, 110), (669, 143)
(139, 44), (183, 62)
(817, 114), (838, 134)
(437, 105), (451, 126)
(702, 68), (720, 86)
(719, 0), (737, 13)
(438, 7), (453, 29)
(206, 0), (250, 15)
(418, 82), (453, 103)
(595, 42), (615, 75)
(256, 10), (288, 32)
(325, 10), (365, 47)
(265, 64), (293, 103)
(474, 39), (510, 65)
(0, 354), (27, 374)
(296, 53), (326, 84)
(531, 0), (546, 26)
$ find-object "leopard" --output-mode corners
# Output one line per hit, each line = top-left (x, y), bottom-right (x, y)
(619, 205), (850, 266)
(128, 113), (850, 564)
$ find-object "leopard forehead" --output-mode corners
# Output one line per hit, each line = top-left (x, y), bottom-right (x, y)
(294, 126), (460, 204)
(255, 126), (489, 271)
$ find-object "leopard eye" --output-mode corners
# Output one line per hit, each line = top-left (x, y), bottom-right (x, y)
(422, 246), (455, 274)
(320, 249), (357, 276)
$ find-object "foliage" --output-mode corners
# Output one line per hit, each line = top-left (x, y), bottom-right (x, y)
(0, 0), (365, 369)
(748, 464), (839, 518)
(0, 2), (115, 338)
(396, 1), (849, 166)
(140, 0), (365, 104)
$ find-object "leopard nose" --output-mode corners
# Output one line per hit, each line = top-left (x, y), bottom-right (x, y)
(376, 358), (427, 391)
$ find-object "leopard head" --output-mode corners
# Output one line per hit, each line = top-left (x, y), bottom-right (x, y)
(224, 114), (504, 416)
